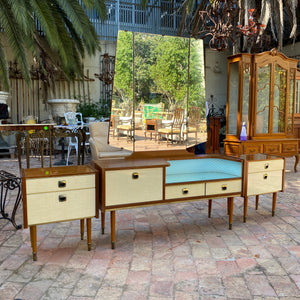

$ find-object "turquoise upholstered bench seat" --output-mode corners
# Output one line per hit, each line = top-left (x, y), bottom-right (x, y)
(166, 158), (242, 184)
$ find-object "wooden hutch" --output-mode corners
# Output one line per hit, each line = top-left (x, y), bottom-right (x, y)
(294, 69), (300, 144)
(224, 49), (299, 171)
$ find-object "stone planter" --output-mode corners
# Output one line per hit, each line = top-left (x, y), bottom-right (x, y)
(47, 99), (80, 118)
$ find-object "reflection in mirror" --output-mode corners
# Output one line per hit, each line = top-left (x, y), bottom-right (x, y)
(109, 31), (206, 153)
(186, 39), (206, 147)
(109, 31), (134, 152)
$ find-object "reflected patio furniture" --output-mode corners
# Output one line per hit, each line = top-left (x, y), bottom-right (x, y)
(115, 116), (134, 141)
(64, 112), (90, 166)
(89, 121), (132, 159)
(157, 108), (185, 145)
(183, 106), (202, 143)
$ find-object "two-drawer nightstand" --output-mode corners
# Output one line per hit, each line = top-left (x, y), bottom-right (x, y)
(241, 154), (285, 222)
(22, 165), (99, 261)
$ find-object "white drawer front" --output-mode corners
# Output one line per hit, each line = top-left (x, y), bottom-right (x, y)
(165, 183), (205, 200)
(247, 170), (283, 196)
(106, 168), (163, 206)
(247, 159), (284, 173)
(26, 188), (95, 225)
(206, 179), (242, 196)
(26, 174), (95, 194)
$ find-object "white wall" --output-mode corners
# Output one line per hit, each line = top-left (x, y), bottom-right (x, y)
(204, 48), (230, 114)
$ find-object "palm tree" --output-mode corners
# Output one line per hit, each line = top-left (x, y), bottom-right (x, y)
(0, 0), (106, 90)
(179, 0), (299, 53)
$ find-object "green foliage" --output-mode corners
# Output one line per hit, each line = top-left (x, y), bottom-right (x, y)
(113, 31), (206, 116)
(0, 0), (106, 91)
(77, 101), (110, 119)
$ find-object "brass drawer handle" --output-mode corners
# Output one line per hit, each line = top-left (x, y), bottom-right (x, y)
(182, 188), (189, 194)
(263, 174), (268, 180)
(58, 180), (66, 188)
(264, 163), (269, 169)
(59, 195), (67, 202)
(222, 184), (227, 191)
(132, 172), (139, 179)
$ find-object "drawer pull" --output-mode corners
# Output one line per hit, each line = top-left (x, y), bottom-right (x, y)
(222, 184), (227, 191)
(132, 172), (139, 179)
(263, 174), (268, 180)
(59, 195), (67, 202)
(264, 163), (269, 169)
(58, 180), (66, 188)
(182, 188), (189, 194)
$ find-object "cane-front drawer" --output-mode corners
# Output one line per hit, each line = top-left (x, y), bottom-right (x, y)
(26, 188), (96, 225)
(206, 179), (242, 196)
(247, 170), (283, 196)
(165, 182), (205, 200)
(26, 174), (95, 194)
(105, 167), (163, 206)
(247, 159), (284, 173)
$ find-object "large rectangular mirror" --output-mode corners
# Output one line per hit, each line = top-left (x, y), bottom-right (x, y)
(109, 31), (206, 153)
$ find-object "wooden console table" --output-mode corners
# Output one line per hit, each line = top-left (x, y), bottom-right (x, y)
(92, 151), (285, 249)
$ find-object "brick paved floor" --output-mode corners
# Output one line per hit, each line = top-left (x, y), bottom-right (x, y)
(0, 154), (299, 299)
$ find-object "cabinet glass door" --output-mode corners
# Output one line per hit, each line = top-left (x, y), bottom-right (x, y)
(273, 65), (287, 133)
(256, 64), (271, 134)
(228, 61), (239, 135)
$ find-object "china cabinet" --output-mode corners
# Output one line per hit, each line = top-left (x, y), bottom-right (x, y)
(294, 69), (300, 143)
(224, 49), (299, 171)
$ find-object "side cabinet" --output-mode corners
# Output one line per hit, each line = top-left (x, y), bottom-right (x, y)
(22, 165), (99, 261)
(242, 154), (285, 221)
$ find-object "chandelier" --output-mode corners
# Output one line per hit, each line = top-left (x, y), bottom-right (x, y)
(198, 0), (239, 51)
(236, 9), (265, 46)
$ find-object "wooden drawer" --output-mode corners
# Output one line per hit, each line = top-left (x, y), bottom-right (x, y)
(105, 167), (163, 206)
(206, 179), (242, 196)
(263, 144), (281, 154)
(26, 188), (96, 225)
(247, 159), (284, 173)
(243, 144), (262, 155)
(165, 182), (205, 200)
(247, 170), (283, 196)
(282, 143), (298, 153)
(26, 174), (95, 194)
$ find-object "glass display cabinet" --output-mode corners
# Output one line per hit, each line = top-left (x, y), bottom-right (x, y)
(224, 49), (299, 171)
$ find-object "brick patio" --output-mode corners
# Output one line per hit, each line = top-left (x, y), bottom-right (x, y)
(0, 153), (299, 299)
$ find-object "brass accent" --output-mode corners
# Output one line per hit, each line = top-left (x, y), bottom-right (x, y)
(264, 163), (269, 169)
(59, 195), (67, 202)
(58, 180), (66, 188)
(182, 188), (189, 194)
(132, 172), (139, 179)
(222, 184), (227, 190)
(263, 174), (268, 180)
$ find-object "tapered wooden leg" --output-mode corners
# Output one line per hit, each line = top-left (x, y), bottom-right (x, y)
(80, 219), (84, 240)
(111, 211), (116, 249)
(30, 225), (37, 261)
(101, 211), (105, 234)
(228, 197), (234, 230)
(243, 196), (248, 223)
(208, 199), (212, 218)
(272, 193), (277, 216)
(255, 195), (259, 210)
(227, 198), (230, 215)
(86, 218), (92, 251)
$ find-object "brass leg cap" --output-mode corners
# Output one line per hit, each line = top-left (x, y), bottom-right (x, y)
(272, 211), (275, 217)
(81, 233), (84, 240)
(243, 216), (246, 223)
(111, 241), (115, 249)
(88, 243), (91, 251)
(102, 227), (105, 235)
(229, 223), (232, 230)
(32, 252), (37, 261)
